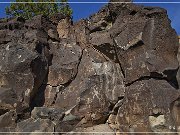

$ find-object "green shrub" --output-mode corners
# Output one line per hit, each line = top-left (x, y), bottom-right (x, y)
(5, 0), (72, 19)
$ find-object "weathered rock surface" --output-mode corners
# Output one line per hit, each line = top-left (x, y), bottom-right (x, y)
(71, 124), (115, 135)
(116, 79), (180, 132)
(0, 0), (180, 134)
(47, 40), (82, 86)
(176, 36), (180, 88)
(17, 118), (54, 134)
(31, 107), (64, 124)
(57, 18), (72, 39)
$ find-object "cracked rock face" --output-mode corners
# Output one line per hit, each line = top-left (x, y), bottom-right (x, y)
(48, 40), (82, 86)
(116, 79), (180, 132)
(0, 1), (180, 134)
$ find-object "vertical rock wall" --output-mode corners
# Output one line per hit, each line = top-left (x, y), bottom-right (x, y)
(0, 1), (180, 134)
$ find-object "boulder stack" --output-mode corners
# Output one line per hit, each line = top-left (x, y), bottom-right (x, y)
(0, 1), (180, 134)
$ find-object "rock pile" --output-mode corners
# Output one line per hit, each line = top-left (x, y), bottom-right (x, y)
(0, 0), (180, 134)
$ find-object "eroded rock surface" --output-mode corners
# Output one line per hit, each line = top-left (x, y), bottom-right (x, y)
(0, 0), (180, 134)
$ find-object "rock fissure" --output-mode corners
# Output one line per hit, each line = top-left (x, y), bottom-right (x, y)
(125, 74), (168, 87)
(112, 37), (125, 78)
(125, 71), (179, 89)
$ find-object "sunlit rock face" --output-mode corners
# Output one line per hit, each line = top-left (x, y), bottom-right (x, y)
(177, 36), (180, 88)
(0, 0), (180, 133)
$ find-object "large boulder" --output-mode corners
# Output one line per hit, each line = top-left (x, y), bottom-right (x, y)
(47, 40), (82, 86)
(0, 17), (50, 119)
(0, 43), (37, 105)
(55, 48), (125, 127)
(116, 79), (180, 132)
(112, 6), (179, 85)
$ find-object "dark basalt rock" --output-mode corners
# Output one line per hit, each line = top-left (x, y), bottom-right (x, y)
(114, 16), (178, 85)
(16, 118), (54, 133)
(88, 5), (112, 33)
(55, 48), (124, 110)
(72, 124), (115, 135)
(31, 107), (64, 124)
(0, 110), (17, 129)
(47, 40), (82, 86)
(0, 87), (17, 111)
(0, 17), (25, 31)
(0, 0), (179, 134)
(116, 79), (180, 132)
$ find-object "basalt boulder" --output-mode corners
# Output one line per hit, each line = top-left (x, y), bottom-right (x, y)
(0, 17), (50, 123)
(112, 5), (178, 85)
(116, 79), (180, 132)
(55, 47), (125, 127)
(47, 40), (82, 86)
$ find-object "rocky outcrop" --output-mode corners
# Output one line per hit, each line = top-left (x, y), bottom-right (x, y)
(177, 36), (180, 88)
(0, 0), (180, 134)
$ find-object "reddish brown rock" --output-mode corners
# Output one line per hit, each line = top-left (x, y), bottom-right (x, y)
(43, 85), (57, 107)
(57, 18), (72, 39)
(74, 19), (89, 48)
